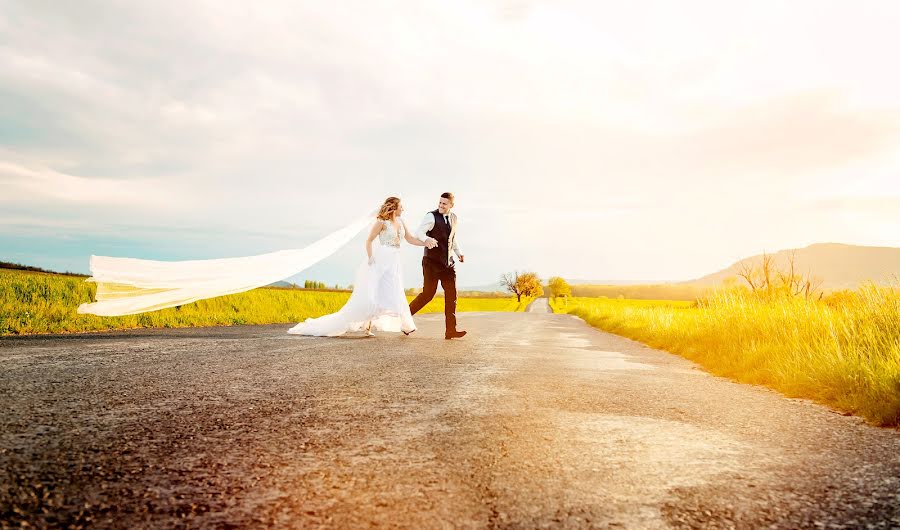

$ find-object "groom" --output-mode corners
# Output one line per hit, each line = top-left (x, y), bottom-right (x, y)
(409, 192), (467, 339)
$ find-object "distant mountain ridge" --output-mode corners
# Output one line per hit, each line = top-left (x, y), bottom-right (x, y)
(686, 243), (900, 290)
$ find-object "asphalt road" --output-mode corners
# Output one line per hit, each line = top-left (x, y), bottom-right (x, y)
(1, 313), (899, 529)
(525, 298), (551, 313)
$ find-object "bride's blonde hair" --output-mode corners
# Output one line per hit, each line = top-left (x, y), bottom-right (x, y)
(377, 197), (401, 220)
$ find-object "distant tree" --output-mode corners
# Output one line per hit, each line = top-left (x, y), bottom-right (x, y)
(736, 252), (774, 293)
(0, 261), (85, 277)
(548, 276), (571, 299)
(736, 251), (822, 300)
(501, 271), (543, 302)
(501, 272), (522, 301)
(777, 251), (823, 299)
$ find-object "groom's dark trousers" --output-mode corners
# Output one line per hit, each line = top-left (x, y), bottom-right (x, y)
(409, 259), (457, 334)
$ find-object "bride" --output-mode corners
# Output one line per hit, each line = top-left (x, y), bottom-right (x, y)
(288, 197), (434, 337)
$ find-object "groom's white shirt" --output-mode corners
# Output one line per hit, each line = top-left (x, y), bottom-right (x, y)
(416, 211), (462, 267)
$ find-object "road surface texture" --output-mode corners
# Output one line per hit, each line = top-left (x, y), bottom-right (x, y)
(525, 298), (551, 313)
(1, 313), (899, 529)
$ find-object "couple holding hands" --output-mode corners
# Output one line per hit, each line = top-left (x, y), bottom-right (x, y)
(288, 192), (468, 340)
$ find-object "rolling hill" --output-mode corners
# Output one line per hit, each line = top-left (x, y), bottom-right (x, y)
(687, 243), (900, 290)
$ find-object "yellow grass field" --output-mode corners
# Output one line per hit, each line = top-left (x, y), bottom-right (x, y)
(551, 288), (900, 426)
(0, 269), (529, 336)
(569, 283), (710, 301)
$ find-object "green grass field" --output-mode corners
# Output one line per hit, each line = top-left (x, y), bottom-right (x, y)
(0, 269), (529, 336)
(551, 288), (900, 426)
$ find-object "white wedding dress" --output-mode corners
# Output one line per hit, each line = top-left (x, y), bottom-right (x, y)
(288, 219), (416, 336)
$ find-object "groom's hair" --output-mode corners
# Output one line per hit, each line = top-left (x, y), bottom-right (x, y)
(441, 192), (454, 204)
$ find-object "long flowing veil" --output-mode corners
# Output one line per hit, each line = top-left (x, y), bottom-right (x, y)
(77, 214), (374, 316)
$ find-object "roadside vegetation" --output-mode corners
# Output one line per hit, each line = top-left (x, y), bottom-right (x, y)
(551, 256), (900, 426)
(501, 271), (543, 301)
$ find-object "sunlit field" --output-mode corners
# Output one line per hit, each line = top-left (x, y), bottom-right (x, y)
(569, 284), (710, 301)
(413, 295), (532, 314)
(0, 269), (528, 336)
(551, 288), (900, 426)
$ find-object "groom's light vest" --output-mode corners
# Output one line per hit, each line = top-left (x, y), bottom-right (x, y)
(424, 210), (454, 269)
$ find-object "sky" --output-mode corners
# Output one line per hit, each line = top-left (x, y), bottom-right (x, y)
(2, 0), (900, 287)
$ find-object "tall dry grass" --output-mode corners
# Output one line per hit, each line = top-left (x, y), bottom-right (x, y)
(553, 287), (900, 426)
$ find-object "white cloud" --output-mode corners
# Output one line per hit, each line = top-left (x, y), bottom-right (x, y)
(0, 160), (177, 205)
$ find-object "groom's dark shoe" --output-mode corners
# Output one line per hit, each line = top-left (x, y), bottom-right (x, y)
(445, 330), (467, 340)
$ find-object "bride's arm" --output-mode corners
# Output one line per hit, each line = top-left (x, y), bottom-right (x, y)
(402, 220), (427, 246)
(366, 220), (382, 262)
